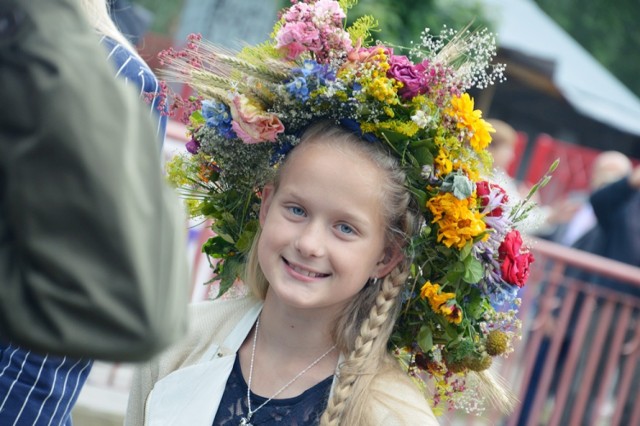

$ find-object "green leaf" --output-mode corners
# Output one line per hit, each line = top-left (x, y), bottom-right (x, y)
(459, 242), (472, 260)
(236, 220), (258, 253)
(410, 187), (428, 209)
(445, 260), (465, 284)
(190, 110), (205, 125)
(462, 256), (484, 283)
(202, 235), (234, 257)
(466, 290), (485, 319)
(380, 129), (408, 144)
(417, 325), (433, 352)
(213, 257), (243, 298)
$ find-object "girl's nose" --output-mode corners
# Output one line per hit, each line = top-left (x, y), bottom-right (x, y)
(294, 221), (326, 258)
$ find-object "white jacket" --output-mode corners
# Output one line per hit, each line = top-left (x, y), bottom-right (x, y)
(124, 296), (439, 426)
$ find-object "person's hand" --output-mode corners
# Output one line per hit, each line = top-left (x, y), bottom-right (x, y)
(629, 165), (640, 189)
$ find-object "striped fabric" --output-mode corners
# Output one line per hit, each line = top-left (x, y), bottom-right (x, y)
(0, 342), (92, 425)
(101, 36), (168, 144)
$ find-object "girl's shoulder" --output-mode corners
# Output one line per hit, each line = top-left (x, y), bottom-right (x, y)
(152, 295), (261, 375)
(187, 294), (260, 333)
(368, 369), (440, 425)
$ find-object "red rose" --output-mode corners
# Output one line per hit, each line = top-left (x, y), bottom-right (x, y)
(476, 181), (508, 217)
(498, 230), (534, 287)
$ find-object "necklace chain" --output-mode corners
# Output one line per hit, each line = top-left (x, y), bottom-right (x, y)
(240, 317), (337, 425)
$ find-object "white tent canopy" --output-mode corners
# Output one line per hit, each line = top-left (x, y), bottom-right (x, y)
(483, 0), (640, 136)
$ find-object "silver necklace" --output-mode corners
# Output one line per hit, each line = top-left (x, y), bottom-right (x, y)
(239, 318), (337, 426)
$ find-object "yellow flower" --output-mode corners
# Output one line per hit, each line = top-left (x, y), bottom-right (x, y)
(361, 120), (420, 138)
(420, 282), (455, 309)
(434, 149), (453, 177)
(366, 76), (399, 104)
(486, 330), (509, 355)
(427, 192), (486, 249)
(447, 93), (495, 152)
(440, 302), (463, 324)
(420, 282), (462, 324)
(384, 106), (395, 118)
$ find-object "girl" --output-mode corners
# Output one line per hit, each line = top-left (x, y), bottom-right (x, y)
(125, 121), (438, 425)
(127, 0), (532, 423)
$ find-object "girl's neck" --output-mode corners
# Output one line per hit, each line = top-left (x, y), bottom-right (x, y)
(257, 291), (338, 354)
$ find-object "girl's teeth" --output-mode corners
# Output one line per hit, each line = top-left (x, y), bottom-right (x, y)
(292, 264), (323, 278)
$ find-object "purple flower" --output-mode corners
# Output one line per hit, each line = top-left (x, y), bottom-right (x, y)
(185, 137), (200, 154)
(387, 55), (429, 99)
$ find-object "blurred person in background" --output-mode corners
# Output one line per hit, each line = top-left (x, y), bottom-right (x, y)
(574, 158), (640, 290)
(487, 118), (580, 236)
(0, 0), (187, 424)
(553, 150), (632, 247)
(82, 0), (167, 142)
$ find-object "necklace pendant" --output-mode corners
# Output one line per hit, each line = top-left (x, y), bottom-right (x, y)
(239, 417), (252, 426)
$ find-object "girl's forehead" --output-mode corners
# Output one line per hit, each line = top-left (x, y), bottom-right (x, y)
(279, 142), (387, 214)
(284, 140), (377, 179)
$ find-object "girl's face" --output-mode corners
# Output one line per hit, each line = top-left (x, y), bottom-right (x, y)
(257, 141), (399, 314)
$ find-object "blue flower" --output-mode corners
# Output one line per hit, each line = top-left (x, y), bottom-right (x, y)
(201, 100), (236, 138)
(296, 60), (336, 82)
(285, 76), (310, 101)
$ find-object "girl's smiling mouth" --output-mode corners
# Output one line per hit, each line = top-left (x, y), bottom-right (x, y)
(282, 257), (331, 279)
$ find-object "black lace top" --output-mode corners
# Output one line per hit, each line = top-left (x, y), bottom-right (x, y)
(212, 354), (333, 425)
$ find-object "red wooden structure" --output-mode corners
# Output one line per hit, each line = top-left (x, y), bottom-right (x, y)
(444, 238), (640, 426)
(513, 133), (640, 205)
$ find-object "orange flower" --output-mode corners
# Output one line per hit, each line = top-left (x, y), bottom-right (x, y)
(427, 192), (486, 249)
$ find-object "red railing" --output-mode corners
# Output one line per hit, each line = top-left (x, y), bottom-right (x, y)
(443, 238), (640, 426)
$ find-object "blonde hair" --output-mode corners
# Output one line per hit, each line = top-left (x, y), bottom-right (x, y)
(79, 0), (141, 58)
(244, 122), (423, 425)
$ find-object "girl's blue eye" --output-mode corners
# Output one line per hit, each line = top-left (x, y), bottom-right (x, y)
(338, 223), (354, 235)
(289, 206), (305, 216)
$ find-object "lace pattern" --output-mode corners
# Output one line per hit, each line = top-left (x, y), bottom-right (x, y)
(213, 354), (332, 425)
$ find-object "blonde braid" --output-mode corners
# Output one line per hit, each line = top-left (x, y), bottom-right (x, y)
(320, 268), (408, 426)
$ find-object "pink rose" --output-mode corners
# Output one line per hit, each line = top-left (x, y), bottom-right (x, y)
(229, 95), (284, 144)
(275, 22), (320, 60)
(498, 230), (534, 287)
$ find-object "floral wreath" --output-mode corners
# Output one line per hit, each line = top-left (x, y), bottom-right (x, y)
(159, 0), (551, 415)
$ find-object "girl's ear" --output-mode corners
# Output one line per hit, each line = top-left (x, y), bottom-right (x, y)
(374, 246), (403, 278)
(259, 183), (275, 226)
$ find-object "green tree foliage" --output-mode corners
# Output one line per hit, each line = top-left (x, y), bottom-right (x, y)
(276, 0), (493, 50)
(132, 0), (185, 34)
(349, 0), (492, 47)
(534, 0), (640, 97)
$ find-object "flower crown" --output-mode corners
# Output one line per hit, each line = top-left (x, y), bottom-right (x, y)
(161, 0), (548, 415)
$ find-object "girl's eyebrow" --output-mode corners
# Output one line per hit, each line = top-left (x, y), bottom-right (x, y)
(284, 190), (374, 229)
